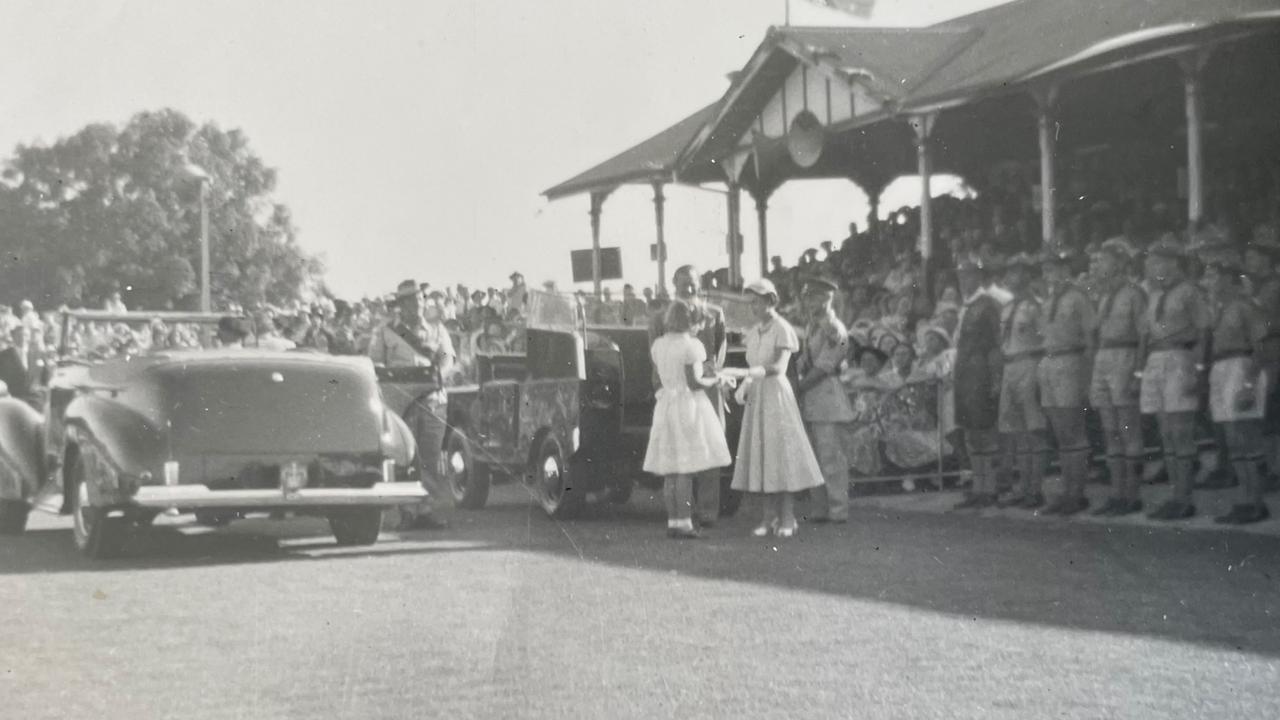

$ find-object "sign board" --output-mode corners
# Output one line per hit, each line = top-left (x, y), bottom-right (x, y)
(570, 247), (622, 283)
(649, 243), (667, 262)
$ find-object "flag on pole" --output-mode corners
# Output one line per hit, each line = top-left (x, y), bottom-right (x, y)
(803, 0), (876, 19)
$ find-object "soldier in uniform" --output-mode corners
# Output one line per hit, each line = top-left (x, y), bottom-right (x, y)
(1090, 237), (1148, 516)
(1140, 238), (1212, 520)
(1245, 225), (1280, 485)
(995, 252), (1048, 509)
(1038, 247), (1097, 516)
(649, 265), (727, 526)
(797, 277), (856, 523)
(1201, 249), (1271, 523)
(952, 257), (1004, 509)
(368, 279), (454, 530)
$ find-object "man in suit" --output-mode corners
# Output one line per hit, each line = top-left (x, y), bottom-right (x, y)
(0, 326), (33, 403)
(952, 256), (1005, 509)
(649, 264), (727, 526)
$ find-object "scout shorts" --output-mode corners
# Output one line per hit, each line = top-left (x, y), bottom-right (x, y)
(1037, 353), (1088, 408)
(1089, 347), (1140, 408)
(1139, 349), (1199, 415)
(1209, 357), (1268, 423)
(998, 357), (1046, 433)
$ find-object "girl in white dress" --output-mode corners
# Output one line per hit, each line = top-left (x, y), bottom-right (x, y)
(643, 300), (732, 538)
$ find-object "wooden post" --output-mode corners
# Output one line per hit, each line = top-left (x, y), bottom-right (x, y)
(910, 113), (937, 264)
(589, 191), (607, 298)
(727, 182), (743, 288)
(755, 192), (770, 278)
(1033, 84), (1059, 247)
(652, 182), (667, 295)
(1179, 50), (1210, 229)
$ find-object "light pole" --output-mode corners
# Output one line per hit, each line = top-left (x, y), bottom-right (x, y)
(181, 162), (211, 312)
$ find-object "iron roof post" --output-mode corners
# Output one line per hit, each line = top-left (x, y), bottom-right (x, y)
(1032, 83), (1060, 249)
(1178, 48), (1212, 233)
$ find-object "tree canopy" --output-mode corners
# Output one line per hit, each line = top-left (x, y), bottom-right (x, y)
(0, 109), (323, 310)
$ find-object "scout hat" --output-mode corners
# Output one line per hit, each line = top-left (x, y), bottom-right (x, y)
(1099, 236), (1138, 259)
(1039, 246), (1078, 265)
(803, 276), (840, 295)
(1146, 234), (1186, 259)
(394, 279), (423, 302)
(1005, 251), (1039, 268)
(743, 278), (779, 303)
(922, 324), (952, 347)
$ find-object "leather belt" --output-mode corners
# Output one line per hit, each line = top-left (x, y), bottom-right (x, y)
(1148, 340), (1196, 352)
(1043, 346), (1085, 358)
(1003, 350), (1043, 364)
(1099, 340), (1138, 350)
(1212, 349), (1253, 362)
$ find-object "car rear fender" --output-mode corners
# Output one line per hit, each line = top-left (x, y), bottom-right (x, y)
(0, 398), (44, 501)
(382, 410), (417, 469)
(63, 395), (163, 478)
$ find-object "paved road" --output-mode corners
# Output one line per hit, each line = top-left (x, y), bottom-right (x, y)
(3, 483), (1279, 720)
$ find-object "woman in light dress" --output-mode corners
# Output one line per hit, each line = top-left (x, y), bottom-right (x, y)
(730, 279), (825, 538)
(643, 300), (732, 539)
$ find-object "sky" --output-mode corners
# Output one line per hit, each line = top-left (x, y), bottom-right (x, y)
(0, 0), (1007, 300)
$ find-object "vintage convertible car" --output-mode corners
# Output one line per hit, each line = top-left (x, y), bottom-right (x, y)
(0, 311), (424, 558)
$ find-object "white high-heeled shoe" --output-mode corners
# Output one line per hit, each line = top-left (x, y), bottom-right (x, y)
(751, 520), (777, 537)
(775, 523), (797, 539)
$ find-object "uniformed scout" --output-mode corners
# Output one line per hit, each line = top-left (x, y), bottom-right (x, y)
(797, 276), (856, 523)
(1245, 225), (1280, 486)
(368, 279), (454, 530)
(1202, 250), (1271, 524)
(1089, 237), (1148, 516)
(1139, 237), (1212, 520)
(1038, 247), (1097, 516)
(952, 257), (1005, 509)
(995, 252), (1048, 509)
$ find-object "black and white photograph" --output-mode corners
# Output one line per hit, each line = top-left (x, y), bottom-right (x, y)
(2, 1), (1279, 717)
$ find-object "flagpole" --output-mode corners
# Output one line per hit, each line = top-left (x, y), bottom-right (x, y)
(785, 0), (791, 25)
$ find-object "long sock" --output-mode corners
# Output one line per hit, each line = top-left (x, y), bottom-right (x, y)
(1233, 459), (1263, 507)
(1170, 455), (1194, 504)
(1106, 457), (1126, 500)
(1126, 457), (1144, 501)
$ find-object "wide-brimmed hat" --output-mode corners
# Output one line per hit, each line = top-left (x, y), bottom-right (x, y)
(1147, 235), (1186, 259)
(1005, 251), (1039, 268)
(743, 278), (779, 302)
(803, 276), (840, 294)
(1099, 236), (1138, 259)
(394, 279), (423, 301)
(922, 324), (952, 347)
(1040, 246), (1078, 265)
(509, 271), (524, 281)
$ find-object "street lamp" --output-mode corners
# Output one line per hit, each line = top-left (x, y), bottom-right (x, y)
(180, 161), (211, 313)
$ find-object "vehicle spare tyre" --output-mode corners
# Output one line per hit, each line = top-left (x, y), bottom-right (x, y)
(329, 508), (383, 546)
(445, 432), (489, 509)
(531, 434), (583, 519)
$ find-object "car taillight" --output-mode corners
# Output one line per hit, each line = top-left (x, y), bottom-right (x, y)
(163, 461), (180, 486)
(382, 459), (396, 483)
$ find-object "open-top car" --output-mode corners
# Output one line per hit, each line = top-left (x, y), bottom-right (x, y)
(441, 289), (746, 519)
(0, 310), (424, 558)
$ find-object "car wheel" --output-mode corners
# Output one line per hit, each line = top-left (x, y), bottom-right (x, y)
(532, 435), (582, 519)
(329, 508), (382, 546)
(445, 432), (489, 509)
(68, 450), (128, 559)
(0, 499), (30, 535)
(718, 469), (741, 517)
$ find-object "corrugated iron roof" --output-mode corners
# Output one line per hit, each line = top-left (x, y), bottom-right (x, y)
(541, 102), (719, 200)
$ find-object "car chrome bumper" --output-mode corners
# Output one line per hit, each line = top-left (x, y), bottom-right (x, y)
(130, 482), (427, 508)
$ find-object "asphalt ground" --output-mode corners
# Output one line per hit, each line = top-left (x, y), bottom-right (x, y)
(2, 482), (1279, 720)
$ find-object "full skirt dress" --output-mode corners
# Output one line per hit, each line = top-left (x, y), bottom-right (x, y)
(642, 385), (732, 476)
(731, 375), (825, 493)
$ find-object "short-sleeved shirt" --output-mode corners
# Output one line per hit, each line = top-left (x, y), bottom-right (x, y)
(1212, 296), (1262, 359)
(1096, 282), (1146, 346)
(745, 311), (798, 368)
(651, 333), (706, 393)
(800, 309), (855, 422)
(1146, 280), (1211, 348)
(1042, 283), (1095, 353)
(1001, 294), (1043, 357)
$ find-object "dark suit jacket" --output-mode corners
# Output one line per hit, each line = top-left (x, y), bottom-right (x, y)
(0, 347), (32, 402)
(953, 293), (1002, 430)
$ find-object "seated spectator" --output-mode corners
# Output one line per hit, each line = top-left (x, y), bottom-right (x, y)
(621, 284), (649, 326)
(475, 319), (510, 354)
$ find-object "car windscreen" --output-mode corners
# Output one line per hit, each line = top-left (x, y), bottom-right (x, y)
(156, 360), (382, 454)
